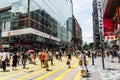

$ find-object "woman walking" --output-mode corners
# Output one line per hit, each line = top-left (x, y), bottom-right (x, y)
(66, 50), (72, 68)
(78, 50), (88, 76)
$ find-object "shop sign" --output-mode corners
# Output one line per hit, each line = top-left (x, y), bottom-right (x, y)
(105, 36), (115, 40)
(2, 28), (60, 42)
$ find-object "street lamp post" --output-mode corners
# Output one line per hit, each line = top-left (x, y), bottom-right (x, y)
(99, 6), (105, 69)
(101, 44), (105, 69)
(92, 51), (94, 65)
(99, 27), (105, 69)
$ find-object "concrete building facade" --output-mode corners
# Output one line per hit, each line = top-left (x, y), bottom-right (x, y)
(92, 0), (103, 48)
(72, 16), (82, 49)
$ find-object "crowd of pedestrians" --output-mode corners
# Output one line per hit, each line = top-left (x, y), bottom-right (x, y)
(0, 47), (119, 79)
(89, 49), (120, 63)
(0, 48), (65, 72)
(0, 47), (94, 77)
(76, 48), (120, 77)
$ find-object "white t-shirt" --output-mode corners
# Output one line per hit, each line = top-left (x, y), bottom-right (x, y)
(78, 54), (87, 70)
(0, 52), (7, 61)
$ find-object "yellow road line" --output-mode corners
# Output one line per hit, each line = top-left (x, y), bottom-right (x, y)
(35, 58), (76, 80)
(35, 64), (66, 80)
(0, 63), (38, 74)
(0, 58), (60, 79)
(1, 65), (40, 79)
(2, 64), (39, 73)
(55, 63), (78, 80)
(17, 58), (66, 80)
(0, 79), (3, 80)
(17, 69), (45, 80)
(0, 57), (57, 75)
(3, 72), (23, 79)
(73, 71), (82, 80)
(0, 57), (75, 80)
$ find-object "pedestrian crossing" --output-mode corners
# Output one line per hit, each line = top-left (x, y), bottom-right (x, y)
(0, 56), (85, 80)
(54, 63), (78, 80)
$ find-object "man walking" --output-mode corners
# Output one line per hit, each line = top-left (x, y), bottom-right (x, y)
(21, 50), (28, 69)
(0, 49), (8, 71)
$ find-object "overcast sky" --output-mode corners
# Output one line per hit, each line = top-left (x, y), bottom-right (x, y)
(73, 0), (93, 44)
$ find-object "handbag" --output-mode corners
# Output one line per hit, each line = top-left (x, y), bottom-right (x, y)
(78, 60), (82, 66)
(66, 60), (70, 65)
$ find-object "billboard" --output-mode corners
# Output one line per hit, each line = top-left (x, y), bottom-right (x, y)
(2, 28), (60, 42)
(105, 36), (115, 41)
(103, 18), (114, 36)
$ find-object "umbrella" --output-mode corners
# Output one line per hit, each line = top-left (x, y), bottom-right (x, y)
(28, 49), (35, 53)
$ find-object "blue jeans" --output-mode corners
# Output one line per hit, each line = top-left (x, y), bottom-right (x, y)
(22, 59), (27, 68)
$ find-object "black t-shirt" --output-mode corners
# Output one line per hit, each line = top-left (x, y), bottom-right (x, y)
(13, 54), (19, 61)
(67, 53), (71, 59)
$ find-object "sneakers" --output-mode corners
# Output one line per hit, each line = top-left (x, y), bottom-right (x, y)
(23, 67), (25, 69)
(46, 69), (50, 71)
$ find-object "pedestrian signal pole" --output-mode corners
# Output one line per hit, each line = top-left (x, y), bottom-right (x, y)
(99, 27), (105, 69)
(92, 51), (94, 65)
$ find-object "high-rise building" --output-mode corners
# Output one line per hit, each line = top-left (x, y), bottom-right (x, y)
(0, 0), (73, 51)
(92, 0), (103, 49)
(73, 16), (82, 49)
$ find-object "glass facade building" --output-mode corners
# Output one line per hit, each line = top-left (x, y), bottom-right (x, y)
(0, 0), (73, 50)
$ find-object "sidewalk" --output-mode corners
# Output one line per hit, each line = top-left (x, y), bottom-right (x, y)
(81, 56), (120, 80)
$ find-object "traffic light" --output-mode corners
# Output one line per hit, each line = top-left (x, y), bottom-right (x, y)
(94, 33), (101, 49)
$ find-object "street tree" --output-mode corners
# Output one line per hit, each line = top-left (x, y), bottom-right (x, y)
(71, 37), (82, 49)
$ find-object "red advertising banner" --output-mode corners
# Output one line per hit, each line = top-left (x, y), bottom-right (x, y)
(103, 18), (114, 36)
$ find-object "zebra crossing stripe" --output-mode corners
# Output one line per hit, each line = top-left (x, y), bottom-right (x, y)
(17, 58), (66, 80)
(35, 57), (76, 80)
(55, 63), (78, 80)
